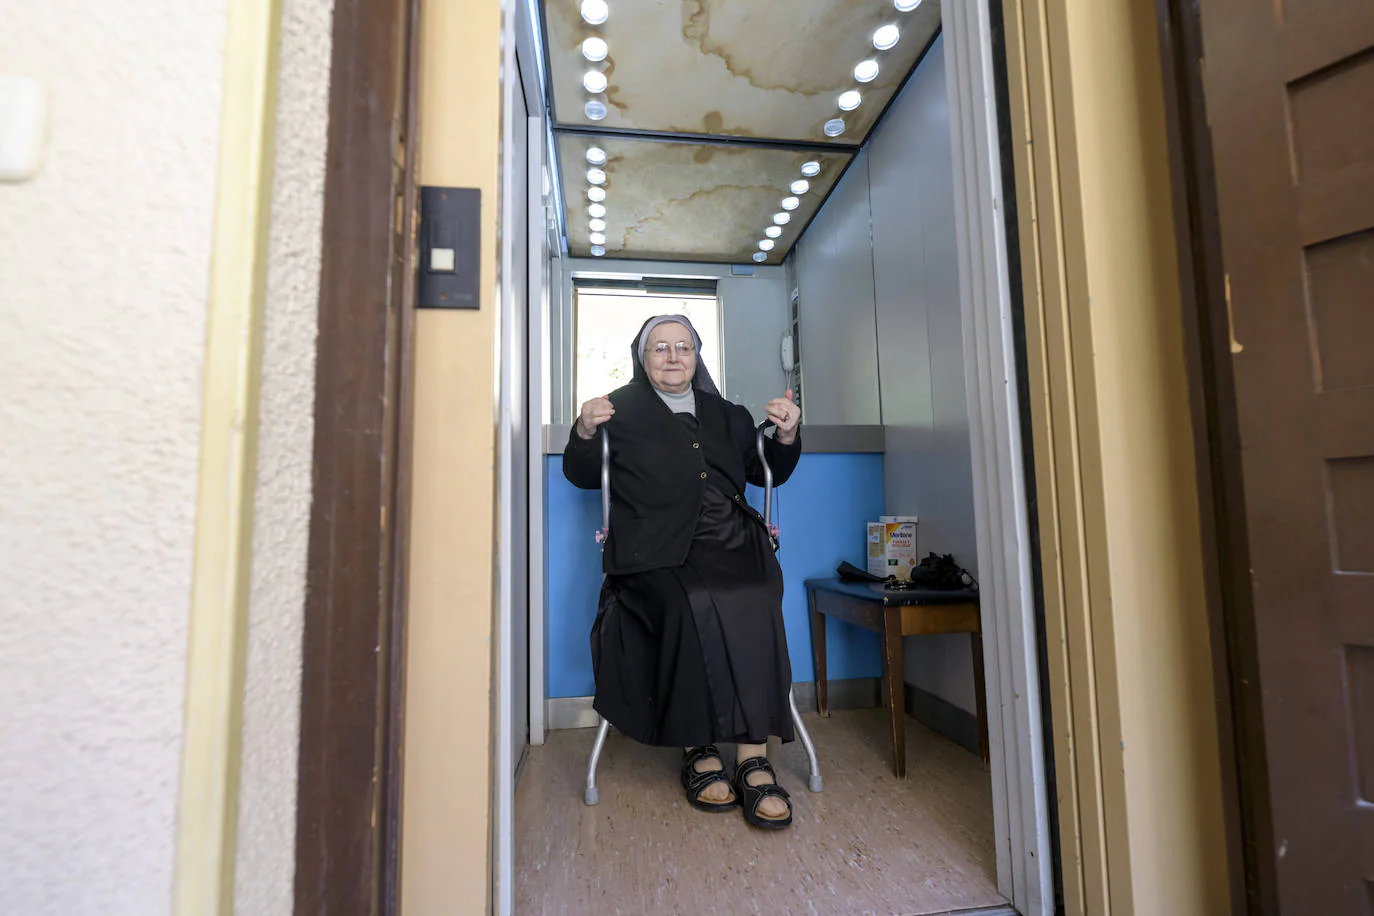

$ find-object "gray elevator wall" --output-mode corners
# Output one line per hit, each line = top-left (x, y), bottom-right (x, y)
(793, 153), (882, 426)
(795, 36), (979, 714)
(718, 275), (791, 421)
(870, 38), (978, 714)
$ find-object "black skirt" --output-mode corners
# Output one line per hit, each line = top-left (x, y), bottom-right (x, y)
(589, 482), (794, 748)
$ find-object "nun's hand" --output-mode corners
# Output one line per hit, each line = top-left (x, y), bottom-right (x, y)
(576, 395), (615, 440)
(766, 390), (799, 445)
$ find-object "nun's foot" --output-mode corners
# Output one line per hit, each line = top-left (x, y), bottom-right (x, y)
(747, 772), (789, 818)
(734, 742), (788, 818)
(734, 755), (793, 830)
(681, 746), (737, 811)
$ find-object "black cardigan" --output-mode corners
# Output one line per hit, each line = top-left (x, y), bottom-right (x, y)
(563, 381), (802, 575)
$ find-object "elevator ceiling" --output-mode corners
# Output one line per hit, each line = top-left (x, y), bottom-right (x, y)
(540, 0), (942, 264)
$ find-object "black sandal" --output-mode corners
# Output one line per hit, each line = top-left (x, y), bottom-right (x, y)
(681, 745), (737, 812)
(734, 756), (793, 830)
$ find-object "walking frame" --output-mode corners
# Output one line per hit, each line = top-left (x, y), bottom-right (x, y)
(583, 422), (824, 805)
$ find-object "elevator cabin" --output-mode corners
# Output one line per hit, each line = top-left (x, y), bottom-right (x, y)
(498, 2), (1056, 913)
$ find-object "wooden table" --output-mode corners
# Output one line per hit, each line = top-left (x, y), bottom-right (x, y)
(804, 577), (988, 778)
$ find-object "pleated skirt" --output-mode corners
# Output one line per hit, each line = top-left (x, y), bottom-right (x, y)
(590, 484), (794, 747)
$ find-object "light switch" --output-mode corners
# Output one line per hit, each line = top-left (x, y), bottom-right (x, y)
(0, 75), (47, 183)
(417, 186), (480, 309)
(430, 247), (455, 272)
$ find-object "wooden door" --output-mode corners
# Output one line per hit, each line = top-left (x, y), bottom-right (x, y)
(1198, 1), (1374, 909)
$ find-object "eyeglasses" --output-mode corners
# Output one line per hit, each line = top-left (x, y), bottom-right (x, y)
(651, 341), (696, 356)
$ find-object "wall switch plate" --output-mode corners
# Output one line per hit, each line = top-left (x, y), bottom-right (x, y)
(0, 75), (47, 182)
(417, 186), (481, 309)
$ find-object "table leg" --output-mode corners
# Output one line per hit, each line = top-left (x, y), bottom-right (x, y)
(809, 591), (829, 717)
(972, 631), (990, 766)
(881, 610), (906, 778)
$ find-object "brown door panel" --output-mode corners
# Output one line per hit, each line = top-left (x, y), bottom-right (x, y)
(1199, 0), (1374, 909)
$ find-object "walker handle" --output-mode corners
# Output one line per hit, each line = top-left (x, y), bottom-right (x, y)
(756, 421), (778, 538)
(595, 427), (610, 547)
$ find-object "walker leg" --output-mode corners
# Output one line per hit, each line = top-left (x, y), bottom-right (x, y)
(584, 717), (611, 805)
(789, 687), (823, 793)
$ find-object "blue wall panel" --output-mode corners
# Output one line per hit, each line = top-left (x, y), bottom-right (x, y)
(544, 452), (885, 698)
(758, 453), (885, 683)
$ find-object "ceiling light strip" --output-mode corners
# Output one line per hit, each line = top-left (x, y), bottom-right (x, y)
(551, 124), (863, 154)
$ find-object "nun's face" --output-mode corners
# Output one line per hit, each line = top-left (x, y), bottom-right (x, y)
(644, 322), (697, 395)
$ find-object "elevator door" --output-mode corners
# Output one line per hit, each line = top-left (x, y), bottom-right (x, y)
(510, 57), (531, 775)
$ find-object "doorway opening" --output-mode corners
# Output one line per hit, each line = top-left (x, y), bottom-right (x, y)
(494, 3), (1058, 915)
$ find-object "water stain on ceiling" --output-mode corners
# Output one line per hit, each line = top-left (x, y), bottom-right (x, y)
(542, 0), (942, 262)
(558, 133), (852, 263)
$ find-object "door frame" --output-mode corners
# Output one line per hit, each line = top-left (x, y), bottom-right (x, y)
(292, 0), (419, 913)
(1152, 0), (1277, 912)
(944, 4), (1056, 913)
(292, 1), (1254, 914)
(494, 0), (550, 909)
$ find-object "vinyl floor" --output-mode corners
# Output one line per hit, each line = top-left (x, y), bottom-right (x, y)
(514, 707), (1006, 915)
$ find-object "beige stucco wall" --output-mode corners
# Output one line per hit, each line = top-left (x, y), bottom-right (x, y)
(0, 1), (228, 912)
(231, 0), (333, 912)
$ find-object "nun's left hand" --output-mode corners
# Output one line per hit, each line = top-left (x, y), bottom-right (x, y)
(766, 389), (800, 445)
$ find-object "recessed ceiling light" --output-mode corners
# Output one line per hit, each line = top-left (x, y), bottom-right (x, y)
(588, 202), (606, 218)
(753, 252), (768, 263)
(765, 226), (782, 239)
(854, 59), (880, 83)
(581, 36), (608, 61)
(589, 231), (606, 245)
(588, 186), (606, 202)
(759, 239), (775, 251)
(801, 160), (821, 177)
(895, 0), (922, 10)
(823, 118), (846, 137)
(591, 244), (607, 257)
(583, 70), (608, 94)
(584, 100), (608, 120)
(838, 90), (861, 111)
(589, 218), (606, 232)
(790, 179), (810, 195)
(585, 146), (606, 165)
(873, 24), (900, 50)
(781, 196), (800, 211)
(773, 212), (791, 225)
(580, 0), (609, 26)
(587, 167), (606, 185)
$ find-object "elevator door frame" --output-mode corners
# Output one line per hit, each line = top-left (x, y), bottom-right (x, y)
(943, 4), (1055, 913)
(494, 0), (551, 911)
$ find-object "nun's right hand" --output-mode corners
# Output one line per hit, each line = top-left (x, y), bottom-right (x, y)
(575, 396), (615, 440)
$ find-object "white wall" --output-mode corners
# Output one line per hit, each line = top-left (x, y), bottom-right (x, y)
(233, 0), (333, 912)
(551, 258), (791, 423)
(793, 152), (882, 426)
(793, 36), (979, 714)
(1, 3), (333, 912)
(0, 2), (228, 912)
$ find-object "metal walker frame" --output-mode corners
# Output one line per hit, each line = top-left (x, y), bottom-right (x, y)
(583, 424), (823, 805)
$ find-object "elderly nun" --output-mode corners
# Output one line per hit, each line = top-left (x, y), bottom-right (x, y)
(562, 314), (803, 830)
